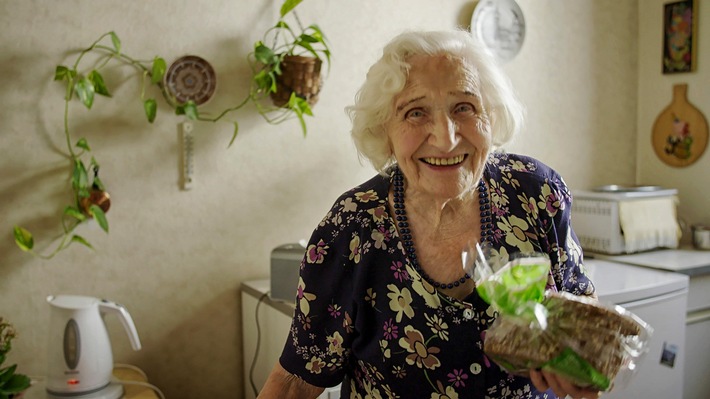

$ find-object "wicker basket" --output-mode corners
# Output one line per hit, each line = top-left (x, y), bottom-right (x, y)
(270, 55), (322, 108)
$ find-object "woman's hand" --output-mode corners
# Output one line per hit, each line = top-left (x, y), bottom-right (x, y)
(529, 369), (601, 399)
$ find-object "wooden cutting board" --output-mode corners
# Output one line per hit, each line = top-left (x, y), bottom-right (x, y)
(652, 84), (708, 167)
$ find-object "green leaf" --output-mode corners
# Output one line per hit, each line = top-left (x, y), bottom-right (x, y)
(75, 138), (90, 151)
(92, 176), (105, 191)
(144, 98), (157, 123)
(108, 31), (121, 53)
(280, 0), (303, 17)
(151, 57), (166, 85)
(0, 364), (17, 385)
(54, 65), (75, 82)
(1, 373), (31, 393)
(63, 206), (87, 222)
(89, 205), (109, 233)
(88, 70), (110, 97)
(182, 101), (198, 120)
(74, 76), (95, 109)
(70, 235), (94, 250)
(253, 42), (278, 65)
(228, 121), (239, 147)
(253, 70), (275, 92)
(287, 93), (312, 137)
(13, 226), (33, 252)
(72, 159), (90, 193)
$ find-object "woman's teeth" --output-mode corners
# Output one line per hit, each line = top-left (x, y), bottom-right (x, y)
(421, 155), (465, 166)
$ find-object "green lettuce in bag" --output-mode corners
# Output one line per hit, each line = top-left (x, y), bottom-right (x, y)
(463, 243), (652, 392)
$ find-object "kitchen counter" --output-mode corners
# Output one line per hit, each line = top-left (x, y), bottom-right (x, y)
(586, 246), (710, 276)
(24, 367), (161, 399)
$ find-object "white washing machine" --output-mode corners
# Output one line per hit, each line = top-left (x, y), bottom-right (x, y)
(584, 258), (689, 399)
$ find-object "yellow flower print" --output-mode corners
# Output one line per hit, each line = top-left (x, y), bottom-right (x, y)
(501, 171), (521, 189)
(297, 277), (317, 316)
(365, 288), (377, 307)
(498, 215), (534, 253)
(566, 229), (582, 265)
(486, 246), (510, 271)
(424, 314), (449, 341)
(349, 235), (362, 263)
(489, 180), (509, 208)
(509, 159), (527, 172)
(537, 183), (562, 217)
(387, 284), (414, 322)
(306, 239), (329, 264)
(355, 189), (379, 203)
(430, 386), (459, 399)
(398, 325), (441, 370)
(412, 275), (441, 309)
(361, 379), (383, 399)
(517, 194), (539, 220)
(327, 331), (345, 356)
(379, 339), (391, 359)
(341, 197), (358, 212)
(368, 205), (387, 223)
(306, 355), (326, 374)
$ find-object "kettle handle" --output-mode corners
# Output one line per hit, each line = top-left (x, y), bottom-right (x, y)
(99, 299), (142, 351)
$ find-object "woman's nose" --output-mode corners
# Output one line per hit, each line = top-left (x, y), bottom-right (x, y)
(429, 112), (458, 151)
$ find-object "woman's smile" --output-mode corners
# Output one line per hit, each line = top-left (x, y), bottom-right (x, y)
(420, 154), (467, 166)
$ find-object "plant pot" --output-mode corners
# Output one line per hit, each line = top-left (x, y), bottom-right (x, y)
(80, 189), (111, 215)
(270, 55), (322, 108)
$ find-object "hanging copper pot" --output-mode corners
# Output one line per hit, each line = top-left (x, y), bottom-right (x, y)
(81, 189), (111, 215)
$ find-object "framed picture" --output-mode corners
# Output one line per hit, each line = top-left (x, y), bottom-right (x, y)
(663, 0), (697, 74)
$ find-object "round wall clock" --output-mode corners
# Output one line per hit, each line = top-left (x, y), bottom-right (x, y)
(471, 0), (526, 62)
(164, 55), (217, 105)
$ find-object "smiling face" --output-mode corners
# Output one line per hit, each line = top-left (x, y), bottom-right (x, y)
(386, 54), (492, 201)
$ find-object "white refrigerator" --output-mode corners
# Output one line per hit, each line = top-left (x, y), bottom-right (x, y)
(584, 258), (689, 398)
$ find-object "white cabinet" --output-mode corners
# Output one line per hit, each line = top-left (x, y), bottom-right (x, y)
(588, 249), (710, 399)
(241, 280), (341, 399)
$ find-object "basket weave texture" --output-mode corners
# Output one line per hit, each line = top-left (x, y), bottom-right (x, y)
(270, 55), (322, 107)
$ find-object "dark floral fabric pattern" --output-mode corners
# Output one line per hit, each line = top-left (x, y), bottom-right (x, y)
(279, 152), (595, 399)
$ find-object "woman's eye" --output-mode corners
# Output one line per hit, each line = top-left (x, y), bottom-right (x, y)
(453, 103), (476, 114)
(404, 108), (425, 119)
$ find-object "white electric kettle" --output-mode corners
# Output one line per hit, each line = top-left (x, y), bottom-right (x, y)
(46, 295), (141, 398)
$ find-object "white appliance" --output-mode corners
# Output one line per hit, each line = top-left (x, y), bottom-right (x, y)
(571, 187), (679, 254)
(584, 259), (689, 398)
(46, 295), (142, 399)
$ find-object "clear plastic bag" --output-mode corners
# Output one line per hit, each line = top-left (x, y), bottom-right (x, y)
(462, 243), (653, 391)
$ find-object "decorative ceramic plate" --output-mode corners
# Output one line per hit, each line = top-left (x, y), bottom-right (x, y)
(164, 55), (216, 105)
(471, 0), (526, 62)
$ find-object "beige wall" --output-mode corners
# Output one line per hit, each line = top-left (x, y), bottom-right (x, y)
(0, 1), (638, 398)
(637, 0), (710, 230)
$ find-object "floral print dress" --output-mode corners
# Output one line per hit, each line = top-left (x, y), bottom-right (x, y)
(279, 152), (596, 399)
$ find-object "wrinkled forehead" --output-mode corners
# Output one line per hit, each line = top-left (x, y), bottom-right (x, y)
(397, 53), (482, 100)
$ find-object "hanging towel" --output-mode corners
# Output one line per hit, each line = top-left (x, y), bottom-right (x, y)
(618, 197), (680, 253)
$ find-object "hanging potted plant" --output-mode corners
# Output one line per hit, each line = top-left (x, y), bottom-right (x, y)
(12, 0), (334, 259)
(0, 318), (31, 399)
(249, 0), (331, 135)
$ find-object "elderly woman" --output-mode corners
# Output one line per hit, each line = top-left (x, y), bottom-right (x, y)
(260, 30), (598, 399)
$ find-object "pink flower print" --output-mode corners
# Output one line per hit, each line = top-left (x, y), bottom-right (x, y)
(307, 239), (329, 264)
(390, 260), (409, 282)
(328, 303), (342, 318)
(481, 331), (492, 368)
(383, 318), (399, 340)
(447, 369), (469, 388)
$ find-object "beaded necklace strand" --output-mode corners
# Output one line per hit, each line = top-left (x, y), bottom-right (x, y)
(392, 166), (493, 289)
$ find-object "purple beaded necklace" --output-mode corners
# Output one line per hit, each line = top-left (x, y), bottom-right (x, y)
(392, 166), (493, 289)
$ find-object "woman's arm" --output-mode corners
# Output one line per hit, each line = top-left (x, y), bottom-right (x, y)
(258, 362), (325, 399)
